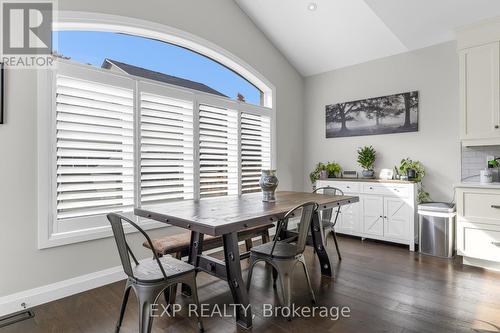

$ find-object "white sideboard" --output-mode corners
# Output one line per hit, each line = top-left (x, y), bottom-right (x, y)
(455, 185), (500, 271)
(316, 179), (418, 251)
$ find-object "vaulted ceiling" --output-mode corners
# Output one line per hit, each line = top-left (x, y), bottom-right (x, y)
(235, 0), (500, 76)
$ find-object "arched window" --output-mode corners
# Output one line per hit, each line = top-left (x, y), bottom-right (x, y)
(53, 31), (264, 106)
(38, 15), (275, 248)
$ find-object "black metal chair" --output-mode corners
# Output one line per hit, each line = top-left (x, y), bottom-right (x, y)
(246, 202), (318, 319)
(313, 186), (343, 260)
(107, 213), (204, 333)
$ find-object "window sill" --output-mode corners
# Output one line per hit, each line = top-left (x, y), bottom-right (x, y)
(38, 218), (169, 249)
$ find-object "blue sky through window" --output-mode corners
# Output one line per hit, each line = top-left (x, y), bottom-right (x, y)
(53, 31), (261, 105)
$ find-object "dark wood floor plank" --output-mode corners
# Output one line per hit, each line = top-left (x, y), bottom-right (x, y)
(2, 236), (500, 333)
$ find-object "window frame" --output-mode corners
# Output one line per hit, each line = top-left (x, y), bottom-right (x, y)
(38, 16), (276, 249)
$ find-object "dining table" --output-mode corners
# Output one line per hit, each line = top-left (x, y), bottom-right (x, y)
(135, 190), (359, 329)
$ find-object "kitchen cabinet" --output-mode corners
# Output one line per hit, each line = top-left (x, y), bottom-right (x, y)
(456, 186), (500, 271)
(459, 42), (500, 142)
(316, 179), (417, 250)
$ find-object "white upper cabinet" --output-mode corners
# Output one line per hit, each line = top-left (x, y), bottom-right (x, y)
(459, 42), (500, 141)
(456, 18), (500, 146)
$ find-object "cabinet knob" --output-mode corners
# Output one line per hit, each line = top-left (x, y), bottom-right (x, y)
(495, 125), (499, 129)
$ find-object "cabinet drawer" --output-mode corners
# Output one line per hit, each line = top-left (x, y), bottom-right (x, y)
(362, 184), (409, 197)
(459, 224), (500, 262)
(317, 181), (360, 194)
(462, 191), (500, 222)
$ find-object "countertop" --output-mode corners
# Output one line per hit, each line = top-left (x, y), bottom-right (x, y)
(317, 178), (416, 184)
(455, 182), (500, 189)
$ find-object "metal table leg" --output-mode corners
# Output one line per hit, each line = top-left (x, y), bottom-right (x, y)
(310, 211), (333, 277)
(222, 232), (253, 329)
(182, 231), (204, 296)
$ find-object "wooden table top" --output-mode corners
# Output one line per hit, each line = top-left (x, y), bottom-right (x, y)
(135, 191), (359, 236)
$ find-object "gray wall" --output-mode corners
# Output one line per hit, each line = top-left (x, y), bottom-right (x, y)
(303, 42), (460, 202)
(0, 0), (304, 296)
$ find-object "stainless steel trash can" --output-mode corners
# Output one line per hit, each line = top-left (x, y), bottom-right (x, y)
(418, 202), (456, 258)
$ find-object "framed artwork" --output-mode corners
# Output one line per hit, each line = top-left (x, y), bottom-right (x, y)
(325, 91), (419, 138)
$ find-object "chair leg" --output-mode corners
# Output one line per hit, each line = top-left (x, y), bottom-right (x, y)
(165, 252), (181, 305)
(331, 230), (342, 261)
(299, 256), (316, 304)
(135, 284), (165, 333)
(115, 281), (132, 333)
(245, 238), (253, 251)
(187, 274), (205, 333)
(277, 268), (293, 321)
(272, 267), (278, 289)
(138, 299), (154, 333)
(246, 256), (257, 291)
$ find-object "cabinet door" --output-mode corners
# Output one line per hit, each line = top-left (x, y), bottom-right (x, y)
(383, 197), (411, 240)
(460, 42), (500, 140)
(362, 196), (384, 236)
(338, 201), (360, 234)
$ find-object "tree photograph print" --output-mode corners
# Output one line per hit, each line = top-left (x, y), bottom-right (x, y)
(325, 91), (419, 138)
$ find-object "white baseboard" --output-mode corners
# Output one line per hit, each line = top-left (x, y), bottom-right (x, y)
(0, 238), (263, 318)
(0, 263), (128, 317)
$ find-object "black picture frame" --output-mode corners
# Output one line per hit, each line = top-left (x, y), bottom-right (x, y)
(0, 62), (3, 124)
(325, 91), (419, 138)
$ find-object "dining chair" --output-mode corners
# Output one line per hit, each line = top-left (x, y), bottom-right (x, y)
(313, 186), (343, 260)
(107, 213), (204, 333)
(246, 202), (318, 319)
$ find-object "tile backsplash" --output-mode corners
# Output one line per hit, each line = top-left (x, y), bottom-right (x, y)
(461, 145), (500, 181)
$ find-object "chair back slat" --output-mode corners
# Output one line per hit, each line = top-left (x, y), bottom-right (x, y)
(292, 202), (317, 254)
(107, 213), (169, 281)
(107, 213), (135, 278)
(313, 186), (344, 224)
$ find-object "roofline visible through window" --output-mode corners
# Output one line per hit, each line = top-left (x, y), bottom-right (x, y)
(53, 11), (275, 109)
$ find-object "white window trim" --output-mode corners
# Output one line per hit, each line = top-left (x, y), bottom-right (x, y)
(38, 12), (276, 249)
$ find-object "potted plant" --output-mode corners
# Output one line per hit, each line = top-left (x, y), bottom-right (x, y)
(326, 162), (342, 178)
(398, 158), (430, 203)
(309, 162), (328, 186)
(357, 145), (376, 178)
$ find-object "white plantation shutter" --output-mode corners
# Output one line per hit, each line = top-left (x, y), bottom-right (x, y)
(140, 89), (194, 205)
(45, 61), (274, 245)
(199, 103), (238, 198)
(55, 74), (134, 220)
(241, 113), (271, 193)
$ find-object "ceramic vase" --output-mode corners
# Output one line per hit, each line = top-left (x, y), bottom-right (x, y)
(259, 170), (279, 202)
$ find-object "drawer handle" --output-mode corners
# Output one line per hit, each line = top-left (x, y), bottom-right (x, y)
(492, 242), (500, 247)
(369, 187), (373, 190)
(491, 205), (500, 209)
(346, 186), (350, 189)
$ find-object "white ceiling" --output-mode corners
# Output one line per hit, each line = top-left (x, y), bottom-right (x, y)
(235, 0), (500, 76)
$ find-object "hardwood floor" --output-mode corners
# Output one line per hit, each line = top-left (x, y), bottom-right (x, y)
(2, 236), (500, 333)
